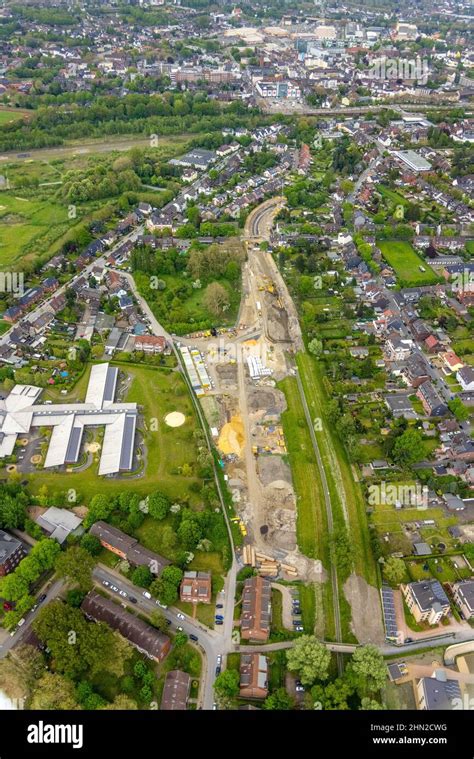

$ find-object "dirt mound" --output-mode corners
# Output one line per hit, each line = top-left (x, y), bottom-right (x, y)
(258, 455), (292, 487)
(218, 415), (245, 456)
(248, 386), (287, 414)
(165, 411), (186, 427)
(262, 479), (296, 511)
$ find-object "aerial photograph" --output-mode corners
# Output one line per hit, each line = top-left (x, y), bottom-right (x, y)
(0, 0), (472, 751)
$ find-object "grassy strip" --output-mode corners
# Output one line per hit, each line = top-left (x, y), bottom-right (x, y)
(278, 376), (328, 561)
(296, 353), (378, 588)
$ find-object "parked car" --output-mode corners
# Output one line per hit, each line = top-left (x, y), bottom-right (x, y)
(177, 613), (185, 620)
(295, 681), (305, 693)
(119, 590), (127, 598)
(166, 619), (172, 625)
(215, 666), (221, 676)
(129, 597), (137, 604)
(216, 604), (224, 609)
(177, 626), (183, 632)
(38, 594), (47, 603)
(102, 581), (110, 587)
(215, 615), (224, 621)
(189, 634), (198, 642)
(142, 591), (152, 599)
(215, 620), (224, 626)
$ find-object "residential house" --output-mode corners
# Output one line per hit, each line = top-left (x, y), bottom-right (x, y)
(179, 571), (212, 604)
(239, 653), (269, 699)
(240, 576), (271, 642)
(134, 335), (168, 354)
(89, 521), (169, 575)
(0, 529), (25, 576)
(416, 673), (461, 711)
(82, 591), (170, 662)
(416, 382), (448, 416)
(402, 580), (450, 625)
(452, 580), (474, 620)
(161, 670), (191, 710)
(441, 351), (464, 373)
(456, 366), (474, 392)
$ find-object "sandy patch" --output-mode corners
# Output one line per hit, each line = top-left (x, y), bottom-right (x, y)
(30, 455), (41, 464)
(85, 442), (101, 453)
(164, 411), (186, 428)
(218, 415), (244, 456)
(344, 573), (385, 645)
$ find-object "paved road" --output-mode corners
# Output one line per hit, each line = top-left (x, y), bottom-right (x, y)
(0, 579), (64, 659)
(93, 565), (227, 710)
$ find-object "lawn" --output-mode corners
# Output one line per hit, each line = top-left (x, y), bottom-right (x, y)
(26, 362), (204, 503)
(377, 240), (440, 287)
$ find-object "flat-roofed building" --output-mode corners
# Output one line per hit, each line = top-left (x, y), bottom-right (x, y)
(0, 363), (138, 476)
(36, 507), (83, 544)
(81, 591), (171, 662)
(240, 653), (269, 699)
(240, 576), (271, 642)
(393, 150), (432, 173)
(161, 670), (191, 710)
(89, 521), (169, 575)
(180, 571), (212, 604)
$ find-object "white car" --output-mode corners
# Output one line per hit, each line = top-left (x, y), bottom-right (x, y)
(102, 581), (110, 587)
(177, 613), (185, 620)
(143, 591), (152, 600)
(111, 585), (119, 592)
(119, 590), (127, 598)
(216, 654), (222, 665)
(177, 626), (183, 632)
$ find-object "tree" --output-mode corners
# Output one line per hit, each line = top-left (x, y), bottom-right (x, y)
(311, 676), (354, 710)
(263, 687), (294, 710)
(203, 282), (230, 317)
(80, 534), (102, 556)
(383, 557), (406, 586)
(174, 631), (188, 647)
(102, 695), (138, 710)
(150, 565), (183, 606)
(392, 429), (424, 466)
(33, 601), (116, 679)
(347, 645), (387, 697)
(448, 398), (469, 422)
(55, 546), (95, 592)
(131, 565), (153, 588)
(214, 669), (239, 699)
(308, 338), (323, 357)
(360, 697), (384, 710)
(149, 610), (169, 633)
(147, 490), (171, 521)
(286, 636), (331, 685)
(30, 672), (79, 710)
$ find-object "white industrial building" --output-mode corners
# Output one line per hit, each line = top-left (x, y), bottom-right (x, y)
(0, 363), (137, 476)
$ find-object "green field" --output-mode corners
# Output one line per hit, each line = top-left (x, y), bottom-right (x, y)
(25, 362), (203, 503)
(0, 193), (77, 269)
(0, 109), (29, 126)
(377, 240), (440, 286)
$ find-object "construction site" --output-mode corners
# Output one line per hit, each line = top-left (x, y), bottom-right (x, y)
(176, 199), (321, 584)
